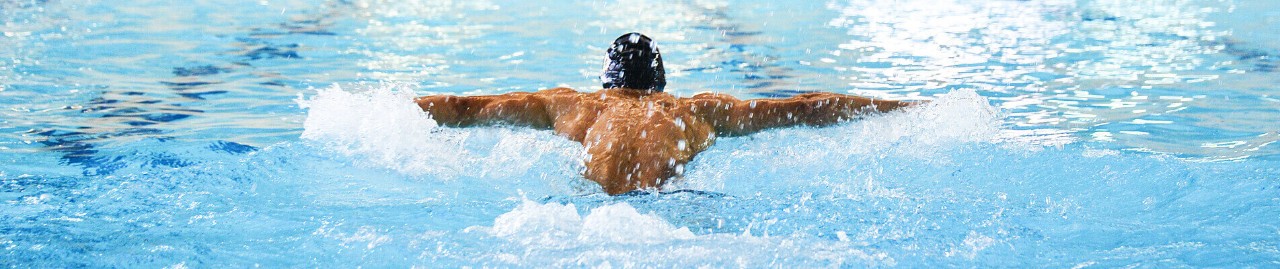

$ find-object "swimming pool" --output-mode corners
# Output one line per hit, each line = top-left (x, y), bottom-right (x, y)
(2, 0), (1278, 266)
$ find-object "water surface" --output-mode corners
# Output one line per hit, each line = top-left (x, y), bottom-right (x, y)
(2, 0), (1278, 267)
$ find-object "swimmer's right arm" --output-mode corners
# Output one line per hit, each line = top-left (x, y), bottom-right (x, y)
(414, 87), (581, 129)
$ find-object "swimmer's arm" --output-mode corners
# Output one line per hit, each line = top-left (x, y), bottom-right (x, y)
(414, 88), (581, 129)
(683, 92), (920, 136)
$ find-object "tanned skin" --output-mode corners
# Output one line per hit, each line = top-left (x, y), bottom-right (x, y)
(415, 88), (914, 194)
(414, 33), (919, 195)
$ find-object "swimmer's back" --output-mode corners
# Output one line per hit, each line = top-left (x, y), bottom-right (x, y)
(569, 89), (715, 193)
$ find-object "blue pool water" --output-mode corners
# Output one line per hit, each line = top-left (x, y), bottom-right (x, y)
(3, 0), (1279, 267)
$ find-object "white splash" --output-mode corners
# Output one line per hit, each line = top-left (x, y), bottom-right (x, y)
(313, 224), (394, 250)
(468, 200), (893, 267)
(296, 84), (582, 179)
(297, 84), (451, 174)
(863, 88), (1004, 148)
(945, 231), (998, 259)
(677, 89), (1017, 194)
(477, 200), (695, 247)
(741, 88), (1005, 160)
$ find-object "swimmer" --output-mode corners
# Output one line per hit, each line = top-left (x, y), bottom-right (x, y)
(416, 33), (919, 195)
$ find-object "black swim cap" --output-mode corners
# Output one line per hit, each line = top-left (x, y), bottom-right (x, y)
(602, 32), (666, 92)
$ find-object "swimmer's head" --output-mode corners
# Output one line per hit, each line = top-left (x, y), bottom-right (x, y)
(602, 32), (666, 92)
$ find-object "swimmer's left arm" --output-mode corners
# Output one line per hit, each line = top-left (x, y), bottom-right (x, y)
(684, 92), (920, 136)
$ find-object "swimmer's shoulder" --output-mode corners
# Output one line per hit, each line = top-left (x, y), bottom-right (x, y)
(535, 87), (583, 95)
(531, 87), (592, 103)
(682, 91), (741, 103)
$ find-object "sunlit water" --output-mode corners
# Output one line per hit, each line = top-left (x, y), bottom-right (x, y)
(2, 0), (1279, 267)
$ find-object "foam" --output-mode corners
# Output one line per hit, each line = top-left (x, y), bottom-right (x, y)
(468, 200), (893, 266)
(475, 200), (695, 247)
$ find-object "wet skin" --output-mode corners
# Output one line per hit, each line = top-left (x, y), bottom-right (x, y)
(415, 87), (917, 195)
